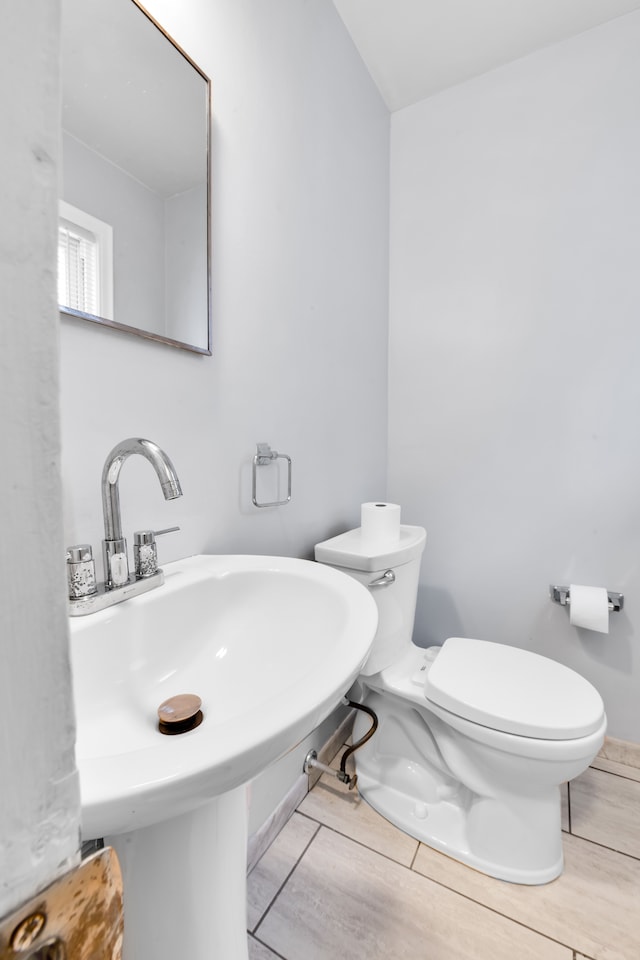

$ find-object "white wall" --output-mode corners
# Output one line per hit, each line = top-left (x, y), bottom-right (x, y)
(60, 0), (389, 560)
(165, 183), (208, 345)
(59, 0), (389, 827)
(389, 12), (640, 742)
(62, 132), (166, 334)
(0, 0), (80, 915)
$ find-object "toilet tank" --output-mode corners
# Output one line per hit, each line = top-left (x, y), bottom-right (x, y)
(315, 525), (426, 676)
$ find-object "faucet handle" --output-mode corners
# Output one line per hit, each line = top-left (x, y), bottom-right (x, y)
(153, 526), (181, 539)
(133, 527), (180, 579)
(133, 526), (180, 545)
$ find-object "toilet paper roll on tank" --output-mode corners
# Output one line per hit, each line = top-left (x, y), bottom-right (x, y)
(569, 584), (610, 634)
(360, 502), (401, 550)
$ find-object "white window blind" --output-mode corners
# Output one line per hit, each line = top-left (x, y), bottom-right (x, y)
(58, 220), (99, 315)
(57, 200), (114, 320)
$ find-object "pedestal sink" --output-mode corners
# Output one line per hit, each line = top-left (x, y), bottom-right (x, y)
(69, 554), (377, 960)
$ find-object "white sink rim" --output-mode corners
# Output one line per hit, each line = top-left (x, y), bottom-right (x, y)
(70, 553), (377, 838)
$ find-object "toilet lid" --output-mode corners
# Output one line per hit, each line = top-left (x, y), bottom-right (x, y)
(424, 637), (604, 739)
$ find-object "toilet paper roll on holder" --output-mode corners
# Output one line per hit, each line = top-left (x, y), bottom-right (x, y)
(549, 584), (624, 613)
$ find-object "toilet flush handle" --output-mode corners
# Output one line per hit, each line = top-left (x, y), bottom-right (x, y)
(369, 569), (395, 588)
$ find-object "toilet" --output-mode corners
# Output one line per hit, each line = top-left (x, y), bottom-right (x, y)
(315, 524), (606, 884)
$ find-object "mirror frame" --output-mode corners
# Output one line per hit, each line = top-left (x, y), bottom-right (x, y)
(60, 0), (212, 356)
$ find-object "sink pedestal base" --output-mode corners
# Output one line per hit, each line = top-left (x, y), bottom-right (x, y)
(106, 786), (249, 960)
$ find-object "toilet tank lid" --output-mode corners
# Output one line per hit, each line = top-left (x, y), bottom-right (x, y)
(315, 524), (426, 571)
(424, 637), (605, 740)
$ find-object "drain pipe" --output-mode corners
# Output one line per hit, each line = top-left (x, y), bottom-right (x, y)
(304, 699), (378, 790)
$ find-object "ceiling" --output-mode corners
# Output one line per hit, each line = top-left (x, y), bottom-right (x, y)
(332, 0), (640, 111)
(62, 0), (208, 197)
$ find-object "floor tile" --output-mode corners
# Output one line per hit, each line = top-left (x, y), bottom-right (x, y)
(248, 935), (283, 959)
(570, 767), (640, 859)
(413, 832), (640, 960)
(257, 827), (570, 960)
(591, 755), (640, 782)
(247, 813), (320, 931)
(297, 772), (418, 866)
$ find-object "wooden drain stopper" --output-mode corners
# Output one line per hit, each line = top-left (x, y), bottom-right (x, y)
(157, 694), (203, 734)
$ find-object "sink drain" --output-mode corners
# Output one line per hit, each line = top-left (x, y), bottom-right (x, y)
(157, 694), (203, 735)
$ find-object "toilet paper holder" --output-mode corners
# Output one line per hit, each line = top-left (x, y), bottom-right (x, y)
(549, 584), (624, 613)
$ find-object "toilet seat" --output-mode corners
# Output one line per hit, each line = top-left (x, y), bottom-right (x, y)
(424, 637), (605, 740)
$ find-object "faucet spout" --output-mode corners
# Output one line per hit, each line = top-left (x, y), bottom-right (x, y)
(101, 438), (182, 587)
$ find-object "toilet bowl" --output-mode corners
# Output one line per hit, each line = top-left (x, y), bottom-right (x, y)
(315, 524), (606, 884)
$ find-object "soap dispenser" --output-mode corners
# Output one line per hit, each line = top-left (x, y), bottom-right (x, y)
(66, 544), (98, 599)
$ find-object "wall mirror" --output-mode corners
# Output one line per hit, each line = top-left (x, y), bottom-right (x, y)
(60, 0), (211, 355)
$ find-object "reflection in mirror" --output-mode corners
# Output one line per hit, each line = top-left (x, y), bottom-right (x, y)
(60, 0), (211, 354)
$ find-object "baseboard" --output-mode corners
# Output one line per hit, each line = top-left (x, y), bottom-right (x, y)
(247, 773), (308, 874)
(308, 708), (356, 790)
(598, 735), (640, 770)
(246, 709), (355, 873)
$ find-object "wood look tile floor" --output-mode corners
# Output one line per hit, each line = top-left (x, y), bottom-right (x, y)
(247, 748), (640, 960)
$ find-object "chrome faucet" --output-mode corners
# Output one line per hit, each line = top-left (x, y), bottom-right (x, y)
(102, 437), (182, 588)
(67, 437), (182, 616)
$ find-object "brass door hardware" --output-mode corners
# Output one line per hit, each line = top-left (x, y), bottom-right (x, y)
(0, 848), (122, 960)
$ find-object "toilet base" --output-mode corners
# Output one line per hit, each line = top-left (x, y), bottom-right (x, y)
(355, 770), (564, 885)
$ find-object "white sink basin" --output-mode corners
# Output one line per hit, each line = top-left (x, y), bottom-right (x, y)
(70, 554), (377, 840)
